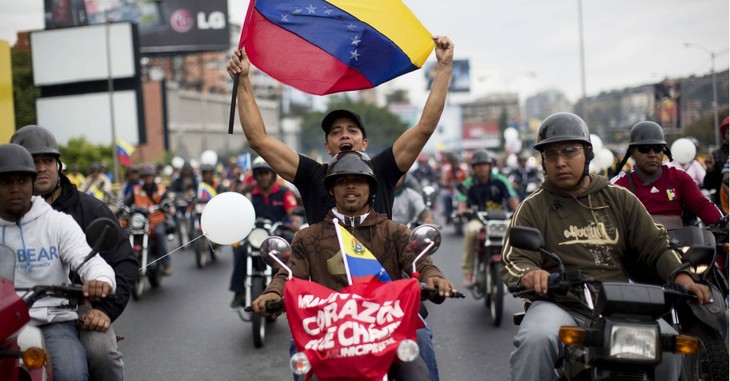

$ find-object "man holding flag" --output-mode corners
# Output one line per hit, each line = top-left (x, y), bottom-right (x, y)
(253, 151), (456, 380)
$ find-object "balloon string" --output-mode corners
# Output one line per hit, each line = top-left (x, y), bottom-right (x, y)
(140, 234), (205, 270)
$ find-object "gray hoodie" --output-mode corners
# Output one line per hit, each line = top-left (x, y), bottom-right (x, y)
(3, 196), (116, 324)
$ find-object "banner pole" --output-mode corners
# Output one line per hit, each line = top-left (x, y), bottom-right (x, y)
(227, 74), (239, 135)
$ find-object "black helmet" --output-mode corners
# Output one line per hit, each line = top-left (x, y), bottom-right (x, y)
(89, 162), (101, 172)
(471, 150), (495, 166)
(324, 151), (377, 193)
(140, 163), (156, 176)
(10, 125), (61, 158)
(534, 112), (592, 152)
(0, 144), (38, 178)
(629, 121), (666, 146)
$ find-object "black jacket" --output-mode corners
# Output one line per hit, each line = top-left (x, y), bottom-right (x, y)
(54, 174), (138, 322)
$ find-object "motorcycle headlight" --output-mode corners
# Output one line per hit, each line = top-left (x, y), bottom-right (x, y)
(608, 323), (658, 362)
(289, 352), (311, 375)
(396, 339), (420, 362)
(131, 213), (146, 229)
(247, 228), (270, 250)
(487, 221), (509, 238)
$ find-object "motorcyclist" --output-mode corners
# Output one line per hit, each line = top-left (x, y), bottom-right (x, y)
(439, 152), (468, 224)
(703, 116), (729, 208)
(252, 151), (458, 381)
(0, 143), (116, 381)
(610, 121), (722, 229)
(499, 112), (712, 381)
(411, 154), (439, 185)
(508, 154), (541, 199)
(168, 161), (198, 240)
(229, 158), (300, 308)
(80, 161), (114, 203)
(11, 125), (136, 381)
(126, 163), (173, 276)
(121, 164), (142, 201)
(392, 173), (435, 226)
(458, 150), (519, 287)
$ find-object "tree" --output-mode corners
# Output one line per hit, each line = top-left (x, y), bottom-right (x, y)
(298, 98), (408, 157)
(59, 137), (113, 174)
(12, 50), (39, 127)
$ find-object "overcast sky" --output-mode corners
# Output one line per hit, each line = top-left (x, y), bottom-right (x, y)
(2, 0), (728, 104)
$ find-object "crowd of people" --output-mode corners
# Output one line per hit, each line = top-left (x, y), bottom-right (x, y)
(3, 33), (726, 380)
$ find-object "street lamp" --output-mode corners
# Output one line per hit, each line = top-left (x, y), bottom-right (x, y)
(683, 42), (729, 147)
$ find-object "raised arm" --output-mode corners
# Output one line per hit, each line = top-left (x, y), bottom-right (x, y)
(392, 36), (454, 172)
(228, 50), (299, 182)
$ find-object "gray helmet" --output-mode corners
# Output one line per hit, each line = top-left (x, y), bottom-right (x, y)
(10, 125), (61, 158)
(251, 158), (274, 175)
(629, 121), (666, 146)
(0, 144), (38, 178)
(534, 112), (592, 152)
(471, 150), (495, 166)
(139, 163), (156, 176)
(200, 164), (215, 173)
(324, 151), (377, 193)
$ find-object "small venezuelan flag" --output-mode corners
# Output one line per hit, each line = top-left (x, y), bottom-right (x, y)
(239, 0), (433, 95)
(337, 224), (391, 284)
(115, 136), (135, 168)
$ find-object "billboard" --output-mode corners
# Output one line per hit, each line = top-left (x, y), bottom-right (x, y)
(31, 23), (138, 86)
(424, 59), (470, 92)
(37, 90), (142, 146)
(44, 0), (229, 53)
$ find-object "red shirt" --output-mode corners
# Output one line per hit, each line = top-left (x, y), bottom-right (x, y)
(611, 165), (722, 225)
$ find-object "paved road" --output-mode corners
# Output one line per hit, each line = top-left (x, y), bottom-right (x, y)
(114, 225), (522, 380)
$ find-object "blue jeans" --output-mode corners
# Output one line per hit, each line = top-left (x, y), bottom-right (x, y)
(152, 223), (170, 268)
(230, 245), (246, 293)
(80, 326), (124, 381)
(41, 321), (88, 381)
(511, 300), (681, 381)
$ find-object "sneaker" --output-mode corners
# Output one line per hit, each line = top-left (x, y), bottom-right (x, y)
(463, 273), (473, 289)
(161, 266), (173, 276)
(230, 293), (246, 309)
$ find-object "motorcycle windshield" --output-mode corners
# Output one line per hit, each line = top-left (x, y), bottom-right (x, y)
(0, 243), (15, 282)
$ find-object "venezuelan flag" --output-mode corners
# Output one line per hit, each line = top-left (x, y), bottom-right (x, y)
(239, 0), (433, 95)
(337, 224), (391, 283)
(115, 136), (135, 168)
(197, 182), (218, 202)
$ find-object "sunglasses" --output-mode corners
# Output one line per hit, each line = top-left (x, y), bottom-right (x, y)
(542, 146), (583, 162)
(635, 144), (664, 154)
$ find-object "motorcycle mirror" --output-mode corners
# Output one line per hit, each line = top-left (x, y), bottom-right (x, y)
(260, 236), (293, 279)
(668, 226), (716, 268)
(0, 244), (15, 282)
(409, 224), (441, 274)
(507, 226), (544, 251)
(85, 218), (119, 253)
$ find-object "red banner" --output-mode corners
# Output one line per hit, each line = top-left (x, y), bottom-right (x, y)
(284, 278), (422, 381)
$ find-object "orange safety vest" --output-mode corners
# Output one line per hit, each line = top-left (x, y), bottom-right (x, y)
(131, 184), (167, 227)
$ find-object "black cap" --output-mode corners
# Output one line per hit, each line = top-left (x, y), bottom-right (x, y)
(321, 110), (367, 138)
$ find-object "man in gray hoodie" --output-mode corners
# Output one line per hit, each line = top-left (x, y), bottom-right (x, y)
(0, 143), (115, 381)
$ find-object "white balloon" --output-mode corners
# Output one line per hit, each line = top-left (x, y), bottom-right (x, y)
(171, 156), (185, 169)
(201, 192), (256, 245)
(671, 138), (696, 164)
(590, 134), (603, 152)
(505, 139), (522, 154)
(596, 148), (615, 170)
(201, 150), (218, 166)
(589, 161), (600, 174)
(504, 127), (520, 142)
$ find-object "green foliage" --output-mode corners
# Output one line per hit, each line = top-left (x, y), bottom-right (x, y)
(58, 137), (112, 174)
(11, 50), (39, 127)
(298, 98), (408, 157)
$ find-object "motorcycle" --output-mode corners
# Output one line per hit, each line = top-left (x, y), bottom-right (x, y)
(117, 199), (174, 300)
(169, 191), (195, 247)
(465, 209), (511, 326)
(234, 218), (289, 348)
(0, 218), (117, 381)
(192, 198), (219, 269)
(251, 224), (464, 380)
(508, 225), (700, 381)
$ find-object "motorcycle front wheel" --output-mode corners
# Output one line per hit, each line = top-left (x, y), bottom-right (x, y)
(681, 322), (729, 381)
(251, 276), (267, 348)
(132, 269), (145, 300)
(487, 262), (503, 326)
(195, 237), (208, 269)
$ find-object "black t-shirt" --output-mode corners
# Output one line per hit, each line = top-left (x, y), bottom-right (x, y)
(294, 148), (403, 224)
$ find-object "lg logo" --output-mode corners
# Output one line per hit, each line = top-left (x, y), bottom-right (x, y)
(170, 9), (226, 33)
